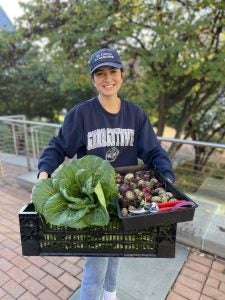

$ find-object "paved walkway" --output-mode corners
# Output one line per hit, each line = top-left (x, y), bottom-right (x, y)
(0, 162), (225, 299)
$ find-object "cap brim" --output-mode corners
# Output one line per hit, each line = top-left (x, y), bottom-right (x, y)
(91, 62), (122, 74)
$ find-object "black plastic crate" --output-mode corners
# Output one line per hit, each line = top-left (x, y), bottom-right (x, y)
(115, 165), (198, 231)
(19, 203), (176, 258)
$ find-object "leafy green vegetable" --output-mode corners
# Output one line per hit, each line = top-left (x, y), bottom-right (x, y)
(32, 155), (118, 228)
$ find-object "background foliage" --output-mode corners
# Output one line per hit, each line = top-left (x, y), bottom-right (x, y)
(0, 0), (224, 145)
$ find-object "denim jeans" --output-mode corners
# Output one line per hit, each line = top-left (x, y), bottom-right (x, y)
(80, 257), (120, 300)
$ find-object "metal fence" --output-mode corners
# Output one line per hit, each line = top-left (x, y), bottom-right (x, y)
(0, 115), (60, 170)
(0, 115), (225, 195)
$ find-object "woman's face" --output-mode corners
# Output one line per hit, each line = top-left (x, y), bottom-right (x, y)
(92, 66), (123, 98)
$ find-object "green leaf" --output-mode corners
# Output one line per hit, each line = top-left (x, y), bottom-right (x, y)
(94, 181), (107, 210)
(68, 202), (96, 210)
(43, 193), (89, 227)
(78, 155), (118, 200)
(32, 179), (56, 214)
(59, 177), (83, 202)
(84, 206), (110, 227)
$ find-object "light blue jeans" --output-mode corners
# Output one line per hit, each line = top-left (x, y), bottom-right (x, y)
(80, 257), (120, 300)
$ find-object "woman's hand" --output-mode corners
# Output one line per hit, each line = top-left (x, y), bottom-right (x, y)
(38, 171), (49, 180)
(31, 171), (48, 200)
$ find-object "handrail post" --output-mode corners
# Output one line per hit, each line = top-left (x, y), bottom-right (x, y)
(35, 129), (40, 158)
(30, 128), (37, 162)
(23, 123), (32, 171)
(12, 123), (18, 156)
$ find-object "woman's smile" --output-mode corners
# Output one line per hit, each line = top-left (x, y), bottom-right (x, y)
(103, 84), (115, 89)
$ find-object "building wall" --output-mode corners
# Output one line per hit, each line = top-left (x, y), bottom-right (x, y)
(0, 6), (14, 32)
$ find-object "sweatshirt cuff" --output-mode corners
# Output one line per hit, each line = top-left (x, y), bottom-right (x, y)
(163, 172), (175, 183)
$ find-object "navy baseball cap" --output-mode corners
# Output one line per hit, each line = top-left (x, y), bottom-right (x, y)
(89, 48), (122, 74)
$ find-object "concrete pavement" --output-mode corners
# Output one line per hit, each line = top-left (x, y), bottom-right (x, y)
(177, 177), (225, 259)
(69, 244), (190, 300)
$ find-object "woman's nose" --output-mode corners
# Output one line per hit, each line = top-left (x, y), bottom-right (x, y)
(104, 72), (111, 81)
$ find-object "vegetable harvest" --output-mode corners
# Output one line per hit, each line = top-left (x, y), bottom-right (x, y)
(116, 170), (181, 216)
(32, 155), (118, 229)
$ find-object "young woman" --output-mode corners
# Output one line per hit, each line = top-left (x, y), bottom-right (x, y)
(38, 48), (175, 300)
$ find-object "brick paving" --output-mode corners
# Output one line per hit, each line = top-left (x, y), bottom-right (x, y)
(0, 162), (83, 300)
(1, 161), (225, 300)
(167, 251), (225, 300)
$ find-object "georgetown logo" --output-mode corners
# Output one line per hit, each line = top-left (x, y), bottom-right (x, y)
(105, 147), (119, 162)
(87, 128), (134, 150)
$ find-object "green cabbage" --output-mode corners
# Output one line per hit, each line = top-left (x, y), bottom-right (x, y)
(32, 155), (118, 228)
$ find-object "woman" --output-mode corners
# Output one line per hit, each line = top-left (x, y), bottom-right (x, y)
(38, 48), (175, 300)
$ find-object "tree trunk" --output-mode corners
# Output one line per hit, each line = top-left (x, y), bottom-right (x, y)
(193, 146), (215, 172)
(168, 103), (192, 158)
(157, 92), (167, 136)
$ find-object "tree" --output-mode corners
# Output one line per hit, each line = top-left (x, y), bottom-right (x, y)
(0, 28), (94, 120)
(18, 0), (225, 131)
(0, 31), (59, 120)
(167, 86), (225, 169)
(186, 90), (225, 171)
(1, 0), (224, 134)
(123, 0), (225, 137)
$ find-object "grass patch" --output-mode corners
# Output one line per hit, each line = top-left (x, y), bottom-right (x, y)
(208, 161), (225, 180)
(174, 162), (210, 193)
(174, 159), (225, 194)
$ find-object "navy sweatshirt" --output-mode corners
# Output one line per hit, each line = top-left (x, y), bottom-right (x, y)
(38, 97), (175, 181)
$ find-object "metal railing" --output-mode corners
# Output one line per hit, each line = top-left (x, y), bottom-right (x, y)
(0, 115), (225, 196)
(0, 115), (60, 170)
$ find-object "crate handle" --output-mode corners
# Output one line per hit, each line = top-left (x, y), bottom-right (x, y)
(172, 201), (195, 210)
